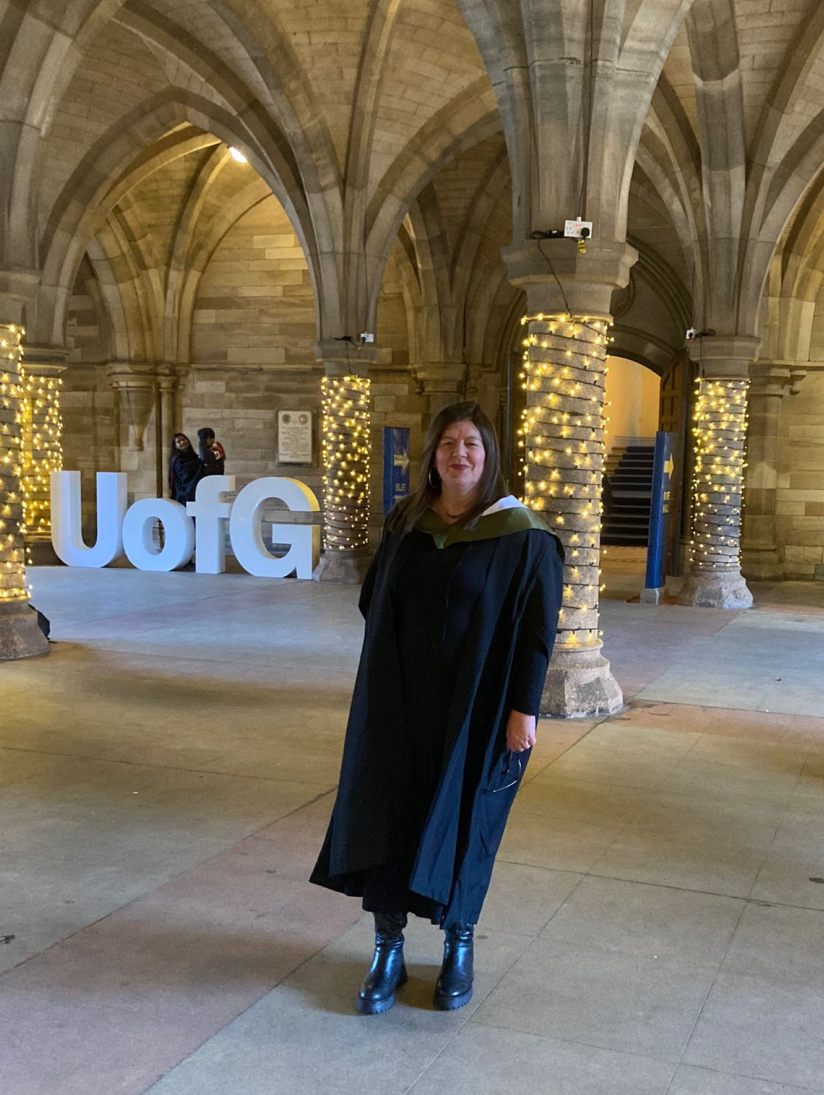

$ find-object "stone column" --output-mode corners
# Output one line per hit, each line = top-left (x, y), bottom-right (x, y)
(741, 362), (790, 581)
(157, 367), (177, 439)
(413, 362), (466, 423)
(20, 345), (66, 561)
(677, 338), (758, 608)
(504, 239), (636, 717)
(0, 322), (48, 659)
(312, 340), (376, 583)
(156, 367), (178, 499)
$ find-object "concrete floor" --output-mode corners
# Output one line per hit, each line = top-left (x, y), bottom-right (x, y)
(2, 560), (824, 1094)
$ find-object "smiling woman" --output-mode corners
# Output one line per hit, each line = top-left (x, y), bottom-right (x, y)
(432, 419), (486, 519)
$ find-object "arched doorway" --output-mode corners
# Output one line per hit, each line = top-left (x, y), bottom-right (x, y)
(603, 356), (661, 546)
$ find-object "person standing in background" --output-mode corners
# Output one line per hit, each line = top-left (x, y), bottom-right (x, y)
(198, 427), (226, 476)
(168, 433), (202, 505)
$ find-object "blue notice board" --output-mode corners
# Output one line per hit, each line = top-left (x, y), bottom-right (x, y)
(383, 427), (411, 514)
(644, 431), (677, 595)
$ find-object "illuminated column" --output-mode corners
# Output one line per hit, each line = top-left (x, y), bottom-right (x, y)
(312, 342), (375, 583)
(678, 377), (753, 608)
(321, 373), (371, 549)
(20, 349), (66, 558)
(503, 239), (636, 716)
(518, 310), (622, 717)
(0, 323), (48, 659)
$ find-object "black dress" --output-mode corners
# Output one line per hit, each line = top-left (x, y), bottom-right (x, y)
(361, 527), (549, 920)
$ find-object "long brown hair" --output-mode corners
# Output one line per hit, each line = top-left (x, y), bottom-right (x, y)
(387, 401), (508, 537)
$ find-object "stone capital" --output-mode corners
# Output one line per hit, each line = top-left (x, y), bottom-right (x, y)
(156, 363), (180, 392)
(105, 362), (157, 452)
(502, 238), (638, 317)
(21, 343), (69, 378)
(690, 335), (760, 378)
(0, 271), (40, 321)
(412, 362), (466, 394)
(105, 361), (157, 390)
(748, 360), (792, 398)
(789, 364), (809, 395)
(313, 339), (382, 378)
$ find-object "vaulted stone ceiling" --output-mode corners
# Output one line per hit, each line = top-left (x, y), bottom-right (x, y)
(3, 0), (824, 369)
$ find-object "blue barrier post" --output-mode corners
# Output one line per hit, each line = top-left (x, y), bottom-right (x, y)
(642, 431), (677, 604)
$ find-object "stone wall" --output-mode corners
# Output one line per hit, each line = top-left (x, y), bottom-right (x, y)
(63, 276), (119, 528)
(191, 197), (316, 370)
(775, 371), (824, 579)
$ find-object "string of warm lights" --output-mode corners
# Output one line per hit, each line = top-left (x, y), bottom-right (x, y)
(21, 366), (63, 558)
(320, 375), (371, 551)
(689, 377), (749, 571)
(0, 324), (30, 602)
(517, 311), (614, 650)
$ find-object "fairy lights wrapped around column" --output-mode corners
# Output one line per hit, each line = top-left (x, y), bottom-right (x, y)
(21, 367), (63, 552)
(689, 377), (749, 573)
(320, 375), (371, 551)
(516, 312), (612, 651)
(0, 325), (29, 602)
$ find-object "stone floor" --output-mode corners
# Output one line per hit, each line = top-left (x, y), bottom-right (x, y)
(2, 560), (824, 1094)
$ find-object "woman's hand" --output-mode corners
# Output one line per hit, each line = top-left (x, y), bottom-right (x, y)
(506, 709), (537, 753)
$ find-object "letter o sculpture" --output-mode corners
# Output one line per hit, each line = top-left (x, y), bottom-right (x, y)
(122, 499), (195, 572)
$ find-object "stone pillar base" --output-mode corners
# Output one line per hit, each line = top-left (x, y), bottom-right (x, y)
(313, 549), (373, 584)
(540, 645), (624, 719)
(676, 569), (753, 609)
(0, 601), (50, 660)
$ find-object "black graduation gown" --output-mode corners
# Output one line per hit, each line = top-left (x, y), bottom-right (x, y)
(310, 502), (564, 928)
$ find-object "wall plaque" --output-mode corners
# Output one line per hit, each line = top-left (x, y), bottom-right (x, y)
(278, 410), (313, 463)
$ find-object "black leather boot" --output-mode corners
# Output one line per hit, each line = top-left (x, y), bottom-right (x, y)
(356, 912), (408, 1015)
(433, 924), (474, 1010)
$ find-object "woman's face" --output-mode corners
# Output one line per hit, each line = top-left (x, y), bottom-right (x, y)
(434, 420), (486, 493)
(175, 436), (190, 452)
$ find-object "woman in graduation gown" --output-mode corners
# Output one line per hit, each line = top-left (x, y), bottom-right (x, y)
(310, 401), (564, 1015)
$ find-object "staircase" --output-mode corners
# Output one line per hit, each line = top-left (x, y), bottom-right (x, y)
(602, 442), (655, 546)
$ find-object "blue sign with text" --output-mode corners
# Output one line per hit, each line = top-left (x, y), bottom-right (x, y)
(383, 427), (411, 514)
(644, 431), (677, 596)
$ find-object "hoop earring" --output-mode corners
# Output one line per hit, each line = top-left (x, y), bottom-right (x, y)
(428, 467), (439, 489)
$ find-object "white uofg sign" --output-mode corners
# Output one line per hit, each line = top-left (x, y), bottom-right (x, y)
(50, 472), (321, 579)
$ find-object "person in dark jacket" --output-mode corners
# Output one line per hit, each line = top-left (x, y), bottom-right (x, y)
(311, 401), (563, 1016)
(197, 427), (225, 476)
(168, 433), (201, 505)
